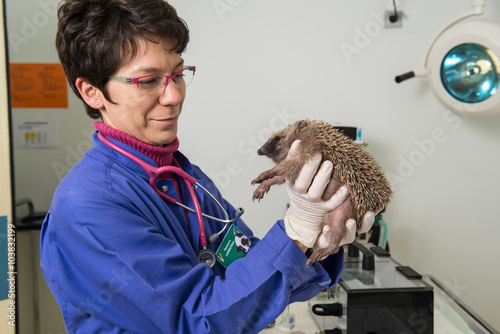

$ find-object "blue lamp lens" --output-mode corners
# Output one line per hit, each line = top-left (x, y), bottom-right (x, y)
(441, 43), (499, 103)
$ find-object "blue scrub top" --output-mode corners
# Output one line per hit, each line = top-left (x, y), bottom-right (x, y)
(40, 132), (344, 334)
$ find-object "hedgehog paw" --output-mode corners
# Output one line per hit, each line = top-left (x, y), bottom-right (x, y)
(306, 251), (324, 266)
(307, 247), (338, 266)
(251, 176), (265, 185)
(252, 185), (269, 202)
(251, 170), (277, 185)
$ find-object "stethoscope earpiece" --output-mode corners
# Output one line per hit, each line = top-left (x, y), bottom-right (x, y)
(235, 207), (244, 217)
(207, 233), (220, 244)
(206, 207), (244, 244)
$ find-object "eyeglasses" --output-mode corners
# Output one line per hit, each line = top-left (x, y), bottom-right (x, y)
(108, 66), (196, 96)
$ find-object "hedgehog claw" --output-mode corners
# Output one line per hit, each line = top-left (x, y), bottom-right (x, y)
(252, 187), (267, 202)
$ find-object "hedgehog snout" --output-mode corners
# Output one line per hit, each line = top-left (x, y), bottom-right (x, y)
(257, 148), (265, 155)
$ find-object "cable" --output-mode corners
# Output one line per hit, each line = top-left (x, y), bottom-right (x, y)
(389, 0), (399, 23)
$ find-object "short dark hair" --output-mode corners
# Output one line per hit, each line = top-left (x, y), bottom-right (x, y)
(56, 0), (190, 119)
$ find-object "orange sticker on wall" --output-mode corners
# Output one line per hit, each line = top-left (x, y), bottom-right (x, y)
(10, 63), (68, 108)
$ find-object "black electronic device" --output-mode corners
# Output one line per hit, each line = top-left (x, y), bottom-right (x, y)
(311, 243), (434, 333)
(396, 265), (423, 279)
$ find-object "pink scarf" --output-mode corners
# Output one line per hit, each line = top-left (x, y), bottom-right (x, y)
(94, 121), (179, 167)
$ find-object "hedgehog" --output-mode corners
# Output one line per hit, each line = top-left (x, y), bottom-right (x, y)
(251, 119), (392, 264)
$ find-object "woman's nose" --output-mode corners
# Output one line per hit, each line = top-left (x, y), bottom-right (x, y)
(159, 79), (184, 105)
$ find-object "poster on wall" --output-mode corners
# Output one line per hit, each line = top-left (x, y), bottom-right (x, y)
(12, 116), (60, 149)
(9, 63), (68, 109)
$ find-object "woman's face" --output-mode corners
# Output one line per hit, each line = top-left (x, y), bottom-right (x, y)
(100, 38), (186, 146)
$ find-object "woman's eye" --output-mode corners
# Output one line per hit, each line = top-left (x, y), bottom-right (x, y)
(138, 76), (163, 87)
(174, 68), (185, 77)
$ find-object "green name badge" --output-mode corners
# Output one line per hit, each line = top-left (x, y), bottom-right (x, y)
(216, 225), (251, 268)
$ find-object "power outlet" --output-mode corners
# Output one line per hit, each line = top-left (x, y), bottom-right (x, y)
(384, 10), (403, 28)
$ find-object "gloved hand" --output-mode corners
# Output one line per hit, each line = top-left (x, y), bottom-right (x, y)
(284, 140), (350, 248)
(312, 211), (377, 255)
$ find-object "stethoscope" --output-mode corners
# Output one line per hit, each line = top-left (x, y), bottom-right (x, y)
(98, 132), (244, 267)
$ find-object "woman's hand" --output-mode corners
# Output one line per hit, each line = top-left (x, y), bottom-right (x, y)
(312, 211), (377, 254)
(284, 140), (349, 250)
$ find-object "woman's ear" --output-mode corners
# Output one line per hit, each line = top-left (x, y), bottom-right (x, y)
(75, 78), (103, 109)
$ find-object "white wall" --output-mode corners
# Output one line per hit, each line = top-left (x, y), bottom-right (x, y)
(6, 0), (500, 331)
(171, 0), (500, 330)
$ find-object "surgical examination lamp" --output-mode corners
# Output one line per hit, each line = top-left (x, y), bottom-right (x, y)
(395, 0), (500, 117)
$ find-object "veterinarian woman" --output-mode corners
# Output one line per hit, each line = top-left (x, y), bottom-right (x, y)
(40, 1), (376, 333)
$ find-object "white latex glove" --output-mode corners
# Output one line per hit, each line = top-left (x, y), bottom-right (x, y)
(284, 140), (350, 248)
(312, 211), (377, 254)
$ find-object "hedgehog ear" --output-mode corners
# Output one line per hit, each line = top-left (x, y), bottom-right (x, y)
(297, 120), (307, 130)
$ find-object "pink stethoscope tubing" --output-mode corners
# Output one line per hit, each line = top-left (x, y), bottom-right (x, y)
(98, 132), (244, 251)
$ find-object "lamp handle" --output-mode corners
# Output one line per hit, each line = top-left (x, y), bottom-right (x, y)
(395, 71), (415, 83)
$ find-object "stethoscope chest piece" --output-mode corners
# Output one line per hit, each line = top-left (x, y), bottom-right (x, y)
(198, 248), (217, 268)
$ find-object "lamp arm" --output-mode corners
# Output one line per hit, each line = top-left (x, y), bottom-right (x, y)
(422, 0), (486, 69)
